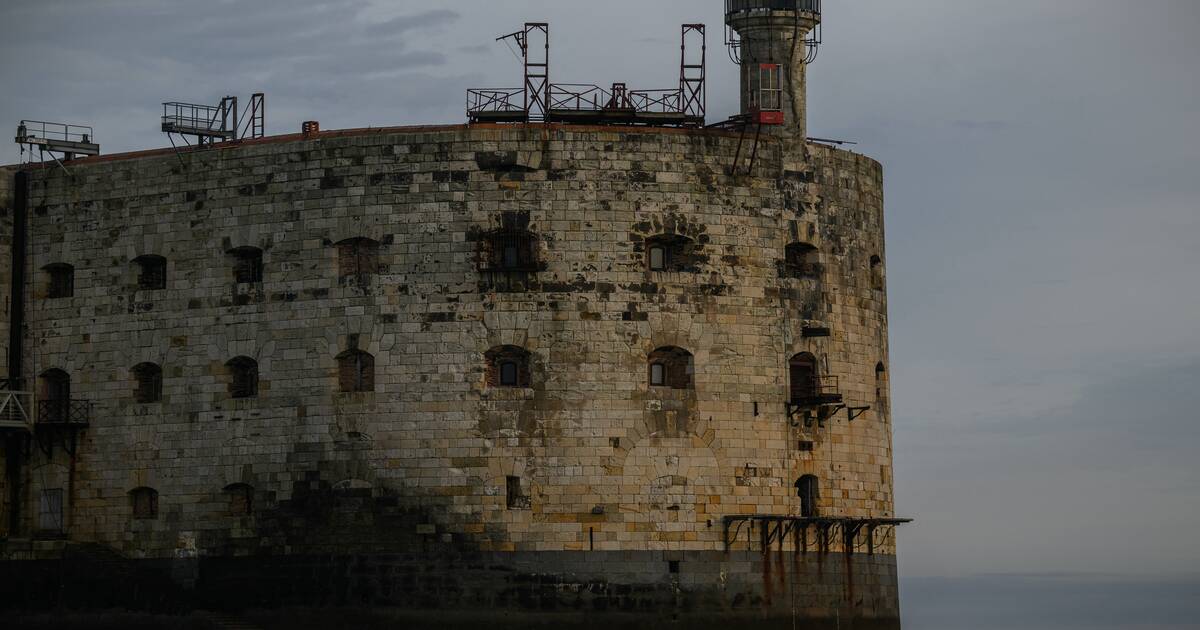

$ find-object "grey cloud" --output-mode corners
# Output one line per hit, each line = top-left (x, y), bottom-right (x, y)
(366, 9), (460, 37)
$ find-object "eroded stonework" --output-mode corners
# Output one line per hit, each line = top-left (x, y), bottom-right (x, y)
(0, 124), (897, 627)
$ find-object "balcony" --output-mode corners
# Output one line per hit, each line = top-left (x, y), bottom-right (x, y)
(37, 399), (92, 427)
(790, 375), (843, 408)
(725, 0), (822, 17)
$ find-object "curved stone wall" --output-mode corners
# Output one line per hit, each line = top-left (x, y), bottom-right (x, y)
(5, 124), (895, 625)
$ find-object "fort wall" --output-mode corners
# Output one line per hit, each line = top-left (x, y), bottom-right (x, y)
(0, 124), (896, 626)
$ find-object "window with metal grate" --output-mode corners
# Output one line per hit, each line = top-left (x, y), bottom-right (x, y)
(229, 247), (264, 284)
(133, 255), (167, 290)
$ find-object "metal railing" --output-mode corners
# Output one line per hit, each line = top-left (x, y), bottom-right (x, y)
(161, 101), (236, 137)
(471, 83), (703, 122)
(37, 399), (92, 425)
(0, 389), (34, 431)
(790, 376), (841, 406)
(725, 0), (821, 15)
(467, 88), (527, 116)
(16, 120), (96, 145)
(629, 89), (685, 115)
(549, 84), (613, 112)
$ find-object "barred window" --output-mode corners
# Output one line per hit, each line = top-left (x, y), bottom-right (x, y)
(485, 346), (532, 388)
(226, 356), (258, 399)
(133, 255), (167, 290)
(337, 349), (375, 393)
(784, 243), (819, 279)
(483, 229), (539, 272)
(648, 347), (693, 390)
(131, 487), (159, 519)
(229, 247), (264, 284)
(225, 483), (253, 516)
(336, 238), (380, 282)
(44, 264), (74, 299)
(132, 362), (163, 404)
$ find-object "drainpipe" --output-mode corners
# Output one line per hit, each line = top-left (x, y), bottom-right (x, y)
(6, 170), (29, 535)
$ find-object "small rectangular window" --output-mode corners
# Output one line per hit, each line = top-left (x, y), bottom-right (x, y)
(47, 267), (74, 299)
(759, 64), (782, 111)
(650, 363), (666, 386)
(232, 250), (264, 284)
(649, 247), (665, 271)
(506, 476), (529, 510)
(500, 361), (519, 387)
(39, 489), (64, 533)
(503, 245), (520, 269)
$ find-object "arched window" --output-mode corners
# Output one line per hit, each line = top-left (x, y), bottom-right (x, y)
(789, 353), (818, 405)
(336, 237), (380, 282)
(483, 229), (539, 272)
(44, 263), (74, 299)
(337, 349), (375, 393)
(784, 243), (819, 279)
(130, 487), (159, 519)
(870, 255), (884, 291)
(132, 362), (163, 404)
(39, 369), (71, 423)
(485, 346), (532, 388)
(228, 247), (264, 284)
(225, 483), (253, 516)
(645, 235), (694, 272)
(648, 347), (694, 390)
(796, 475), (819, 518)
(876, 362), (889, 419)
(226, 357), (258, 399)
(133, 255), (167, 290)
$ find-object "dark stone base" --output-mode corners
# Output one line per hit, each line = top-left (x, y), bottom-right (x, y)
(0, 549), (901, 629)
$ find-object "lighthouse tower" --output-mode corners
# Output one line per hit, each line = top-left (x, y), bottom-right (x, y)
(725, 0), (822, 145)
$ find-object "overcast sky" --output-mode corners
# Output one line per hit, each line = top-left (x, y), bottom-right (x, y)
(2, 0), (1198, 626)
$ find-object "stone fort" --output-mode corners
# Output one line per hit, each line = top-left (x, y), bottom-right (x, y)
(0, 1), (907, 628)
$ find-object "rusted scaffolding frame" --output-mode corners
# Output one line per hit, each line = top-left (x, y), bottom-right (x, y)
(723, 515), (911, 555)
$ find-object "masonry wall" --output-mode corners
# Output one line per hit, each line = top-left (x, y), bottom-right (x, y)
(2, 124), (895, 625)
(0, 167), (13, 537)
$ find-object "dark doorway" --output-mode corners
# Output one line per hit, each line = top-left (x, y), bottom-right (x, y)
(796, 475), (819, 518)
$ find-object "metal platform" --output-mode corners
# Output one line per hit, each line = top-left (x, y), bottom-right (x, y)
(724, 514), (912, 554)
(468, 24), (705, 128)
(15, 121), (100, 158)
(0, 389), (34, 432)
(162, 100), (238, 141)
